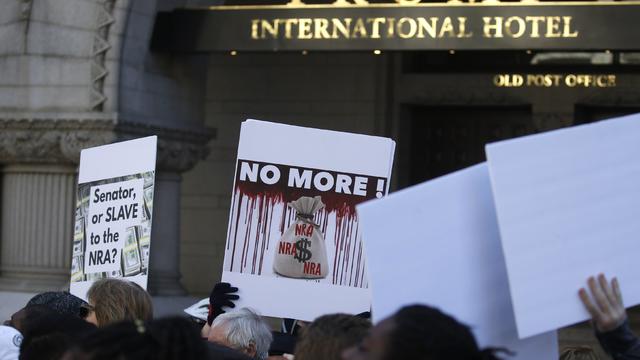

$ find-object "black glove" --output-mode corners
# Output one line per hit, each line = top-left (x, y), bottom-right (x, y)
(207, 282), (239, 325)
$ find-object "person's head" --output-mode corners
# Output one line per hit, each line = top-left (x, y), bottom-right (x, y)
(26, 292), (88, 319)
(295, 314), (370, 360)
(342, 305), (505, 360)
(559, 346), (600, 360)
(14, 305), (95, 360)
(85, 279), (153, 326)
(64, 317), (207, 360)
(208, 308), (273, 360)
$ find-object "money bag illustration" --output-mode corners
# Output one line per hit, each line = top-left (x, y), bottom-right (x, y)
(273, 196), (329, 279)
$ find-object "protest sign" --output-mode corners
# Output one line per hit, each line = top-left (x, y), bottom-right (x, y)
(486, 113), (640, 338)
(357, 164), (557, 359)
(70, 136), (157, 301)
(222, 120), (395, 321)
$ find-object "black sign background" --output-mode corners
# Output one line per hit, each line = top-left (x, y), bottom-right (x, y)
(152, 3), (640, 52)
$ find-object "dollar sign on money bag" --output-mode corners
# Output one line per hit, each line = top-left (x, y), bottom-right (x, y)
(294, 238), (312, 263)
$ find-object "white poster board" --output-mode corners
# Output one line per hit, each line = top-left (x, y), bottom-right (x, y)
(70, 136), (157, 301)
(222, 120), (395, 321)
(486, 113), (640, 338)
(357, 164), (557, 359)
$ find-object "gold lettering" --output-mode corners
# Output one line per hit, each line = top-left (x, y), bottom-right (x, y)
(397, 17), (417, 39)
(251, 19), (259, 39)
(483, 17), (503, 38)
(314, 18), (331, 39)
(504, 73), (615, 88)
(332, 18), (351, 39)
(261, 19), (279, 39)
(562, 16), (578, 38)
(386, 18), (396, 38)
(438, 17), (455, 38)
(298, 18), (312, 39)
(457, 17), (472, 38)
(525, 16), (545, 38)
(352, 18), (368, 38)
(416, 17), (437, 38)
(512, 74), (524, 87)
(505, 16), (526, 38)
(367, 18), (386, 39)
(494, 74), (523, 87)
(565, 74), (577, 87)
(284, 19), (298, 39)
(546, 16), (562, 38)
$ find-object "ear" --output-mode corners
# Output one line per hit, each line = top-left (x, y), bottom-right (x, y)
(245, 341), (257, 358)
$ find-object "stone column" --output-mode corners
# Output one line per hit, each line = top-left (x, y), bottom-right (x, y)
(0, 165), (76, 291)
(0, 116), (115, 292)
(145, 134), (212, 296)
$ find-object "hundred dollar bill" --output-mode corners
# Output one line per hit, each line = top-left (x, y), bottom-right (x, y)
(123, 227), (141, 276)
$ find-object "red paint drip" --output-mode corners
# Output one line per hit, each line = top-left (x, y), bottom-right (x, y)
(226, 182), (369, 288)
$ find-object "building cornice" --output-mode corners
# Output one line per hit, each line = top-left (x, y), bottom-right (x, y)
(0, 113), (215, 172)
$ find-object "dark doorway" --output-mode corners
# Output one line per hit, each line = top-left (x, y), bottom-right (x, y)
(407, 105), (534, 185)
(574, 105), (640, 125)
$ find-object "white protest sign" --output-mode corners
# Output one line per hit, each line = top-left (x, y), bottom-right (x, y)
(222, 120), (395, 321)
(486, 113), (640, 338)
(357, 164), (557, 359)
(70, 136), (157, 301)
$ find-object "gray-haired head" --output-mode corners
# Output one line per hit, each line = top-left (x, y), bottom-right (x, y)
(210, 307), (273, 360)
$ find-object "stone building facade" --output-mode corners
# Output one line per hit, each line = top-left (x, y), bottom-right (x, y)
(2, 0), (640, 357)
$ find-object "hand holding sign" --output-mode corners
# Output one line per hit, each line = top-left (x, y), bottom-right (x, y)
(579, 274), (627, 333)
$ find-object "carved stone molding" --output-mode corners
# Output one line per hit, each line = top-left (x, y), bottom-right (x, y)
(90, 0), (117, 111)
(118, 121), (214, 173)
(0, 115), (116, 165)
(0, 114), (215, 172)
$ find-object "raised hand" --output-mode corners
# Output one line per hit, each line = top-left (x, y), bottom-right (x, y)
(208, 282), (240, 325)
(579, 274), (627, 333)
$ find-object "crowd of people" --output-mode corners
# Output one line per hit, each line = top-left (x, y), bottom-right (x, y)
(1, 274), (638, 360)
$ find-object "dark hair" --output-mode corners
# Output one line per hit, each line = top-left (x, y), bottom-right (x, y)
(26, 291), (88, 319)
(295, 314), (371, 360)
(17, 305), (96, 360)
(67, 316), (207, 360)
(387, 305), (508, 360)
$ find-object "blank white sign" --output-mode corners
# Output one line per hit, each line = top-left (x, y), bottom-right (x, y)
(357, 163), (557, 359)
(486, 113), (640, 338)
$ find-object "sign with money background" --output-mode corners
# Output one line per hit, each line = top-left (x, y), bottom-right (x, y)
(222, 120), (395, 321)
(69, 137), (157, 301)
